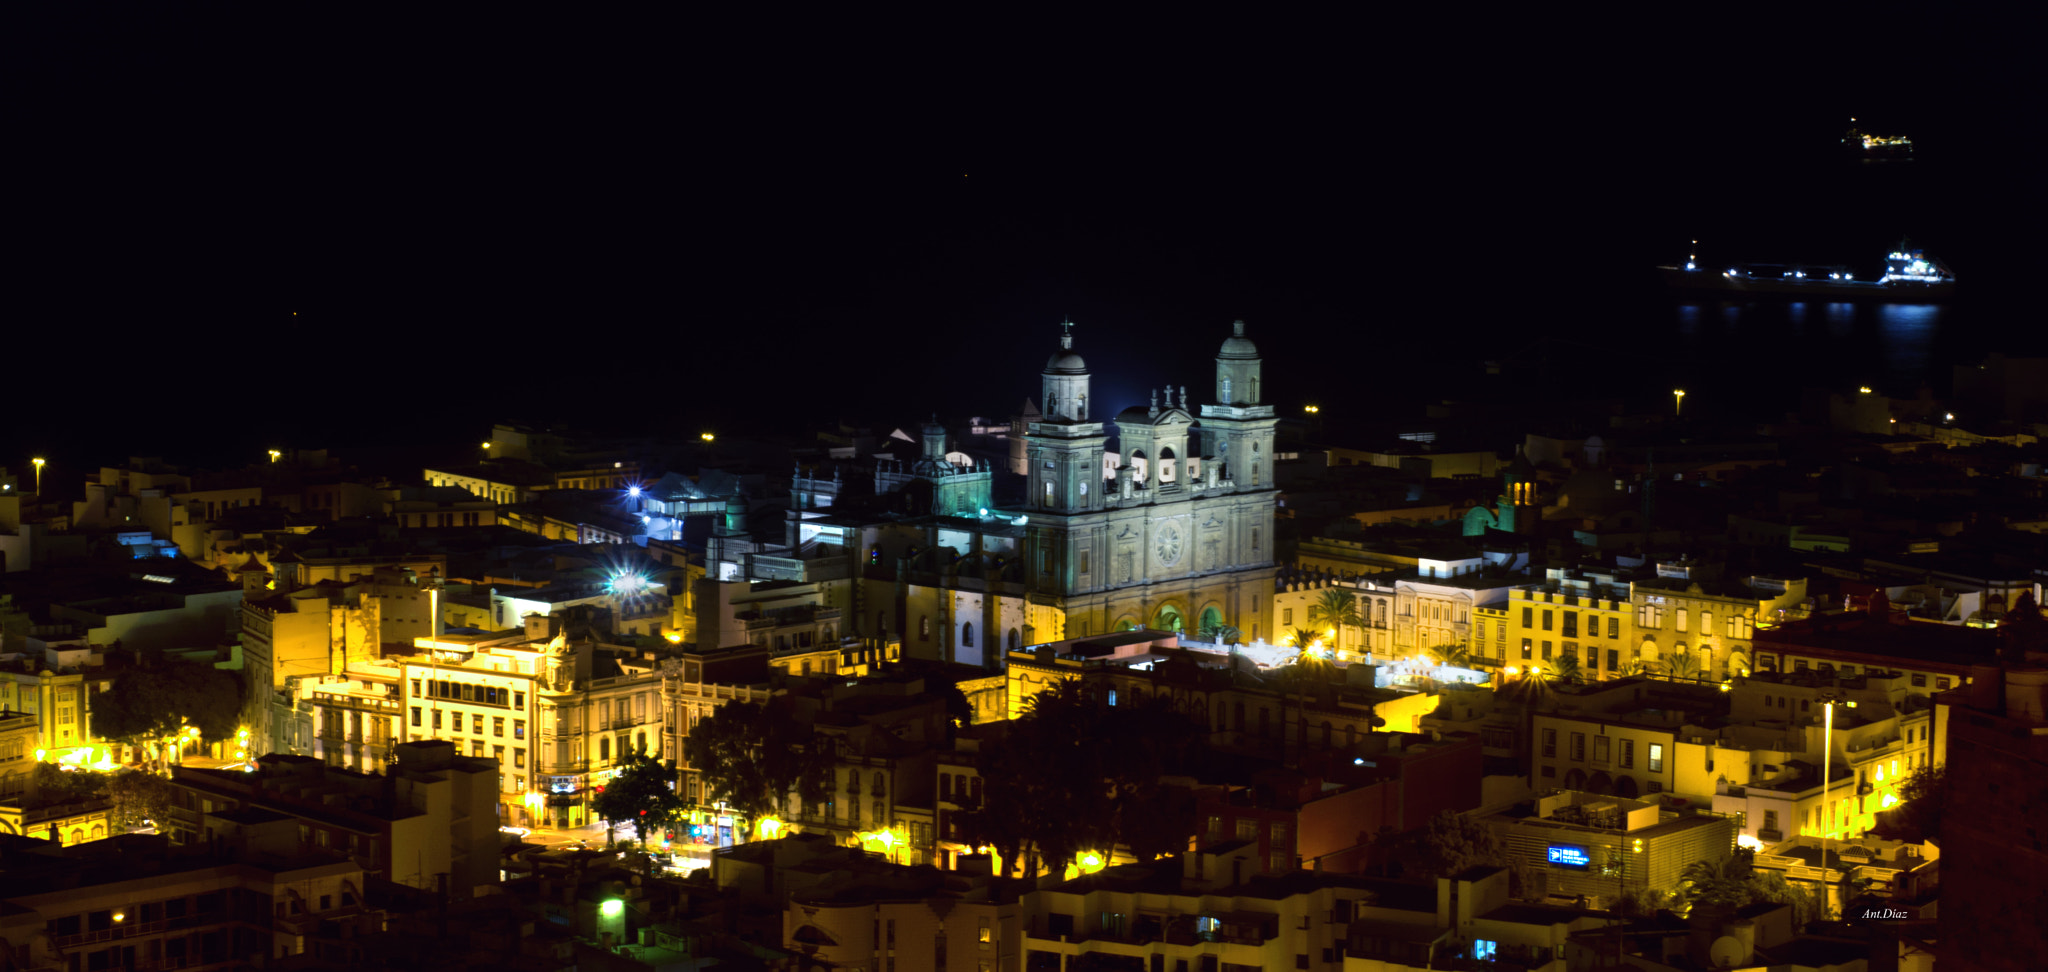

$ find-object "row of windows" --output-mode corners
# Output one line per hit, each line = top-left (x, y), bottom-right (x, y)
(1543, 729), (1661, 771)
(416, 679), (522, 709)
(410, 708), (527, 739)
(1755, 656), (1951, 690)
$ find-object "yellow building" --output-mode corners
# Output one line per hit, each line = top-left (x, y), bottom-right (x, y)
(1504, 583), (1633, 681)
(1628, 567), (1808, 681)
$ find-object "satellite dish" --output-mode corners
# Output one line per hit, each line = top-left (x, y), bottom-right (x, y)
(1708, 935), (1749, 967)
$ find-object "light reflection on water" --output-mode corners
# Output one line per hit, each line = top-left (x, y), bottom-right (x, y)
(1878, 304), (1940, 375)
(1666, 300), (1947, 393)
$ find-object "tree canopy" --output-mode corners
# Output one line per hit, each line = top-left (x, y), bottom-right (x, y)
(590, 752), (687, 846)
(680, 698), (833, 820)
(93, 660), (242, 745)
(961, 680), (1205, 878)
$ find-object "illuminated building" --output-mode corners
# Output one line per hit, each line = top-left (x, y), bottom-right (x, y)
(1014, 320), (1280, 643)
(1626, 562), (1807, 682)
(1502, 564), (1636, 680)
(165, 740), (498, 896)
(1706, 670), (1936, 847)
(715, 833), (1016, 972)
(1192, 738), (1483, 875)
(657, 643), (776, 810)
(1484, 790), (1733, 908)
(241, 563), (447, 756)
(1748, 611), (1999, 696)
(402, 617), (662, 830)
(1461, 455), (1542, 537)
(1934, 666), (2048, 972)
(0, 827), (373, 969)
(0, 707), (116, 845)
(0, 639), (107, 761)
(1019, 849), (1596, 971)
(385, 486), (499, 530)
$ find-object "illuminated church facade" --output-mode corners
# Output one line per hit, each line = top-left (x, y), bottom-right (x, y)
(1015, 320), (1280, 643)
(722, 321), (1281, 671)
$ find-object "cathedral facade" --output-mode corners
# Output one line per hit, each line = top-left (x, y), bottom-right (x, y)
(1019, 321), (1281, 643)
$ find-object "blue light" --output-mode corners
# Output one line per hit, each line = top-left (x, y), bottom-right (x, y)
(1547, 845), (1592, 869)
(628, 486), (641, 497)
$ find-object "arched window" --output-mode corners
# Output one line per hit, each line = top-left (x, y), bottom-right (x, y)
(962, 622), (974, 648)
(1007, 628), (1021, 650)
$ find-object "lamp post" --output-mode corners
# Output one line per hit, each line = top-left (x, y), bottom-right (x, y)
(1817, 692), (1856, 919)
(31, 458), (44, 495)
(1672, 390), (1686, 417)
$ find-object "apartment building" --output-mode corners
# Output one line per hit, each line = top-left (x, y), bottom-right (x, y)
(0, 830), (373, 970)
(1749, 612), (1999, 699)
(166, 740), (499, 896)
(1628, 564), (1808, 682)
(1483, 790), (1735, 908)
(1020, 847), (1599, 972)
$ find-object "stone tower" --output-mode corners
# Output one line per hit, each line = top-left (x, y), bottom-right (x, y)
(1025, 323), (1110, 515)
(1197, 320), (1277, 491)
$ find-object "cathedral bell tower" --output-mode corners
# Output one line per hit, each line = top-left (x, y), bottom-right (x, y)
(1197, 320), (1277, 491)
(1024, 322), (1108, 514)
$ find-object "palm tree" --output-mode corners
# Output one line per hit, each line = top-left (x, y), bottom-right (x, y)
(1665, 650), (1702, 682)
(1308, 589), (1363, 656)
(1552, 652), (1582, 683)
(1426, 643), (1472, 670)
(1199, 620), (1241, 647)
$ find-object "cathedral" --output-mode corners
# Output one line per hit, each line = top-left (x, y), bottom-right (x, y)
(1018, 320), (1280, 642)
(722, 321), (1282, 670)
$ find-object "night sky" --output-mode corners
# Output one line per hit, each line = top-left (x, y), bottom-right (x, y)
(9, 7), (2042, 472)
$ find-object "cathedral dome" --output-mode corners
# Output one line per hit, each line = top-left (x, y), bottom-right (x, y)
(1045, 348), (1088, 374)
(1217, 320), (1259, 360)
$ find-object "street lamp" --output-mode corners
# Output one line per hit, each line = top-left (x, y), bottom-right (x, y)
(1672, 390), (1686, 416)
(268, 450), (281, 463)
(1304, 405), (1320, 414)
(1817, 692), (1857, 918)
(31, 458), (44, 494)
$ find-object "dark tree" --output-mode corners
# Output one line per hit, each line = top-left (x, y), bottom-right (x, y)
(33, 763), (108, 804)
(104, 770), (177, 829)
(1890, 764), (1948, 840)
(590, 752), (686, 847)
(963, 682), (1207, 878)
(681, 699), (832, 821)
(1399, 809), (1509, 881)
(94, 661), (243, 769)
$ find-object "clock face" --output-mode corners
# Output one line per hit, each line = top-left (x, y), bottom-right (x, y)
(1155, 523), (1182, 566)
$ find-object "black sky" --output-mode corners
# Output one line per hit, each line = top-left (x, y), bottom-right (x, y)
(7, 7), (2043, 471)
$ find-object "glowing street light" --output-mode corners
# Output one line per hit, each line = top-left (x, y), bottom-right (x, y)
(31, 458), (44, 494)
(1304, 405), (1320, 414)
(700, 432), (715, 442)
(481, 442), (492, 449)
(1858, 386), (1873, 394)
(1672, 390), (1686, 416)
(1817, 692), (1857, 918)
(268, 450), (281, 463)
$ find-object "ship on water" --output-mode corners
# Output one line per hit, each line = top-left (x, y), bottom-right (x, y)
(1658, 240), (1955, 300)
(1843, 118), (1913, 160)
